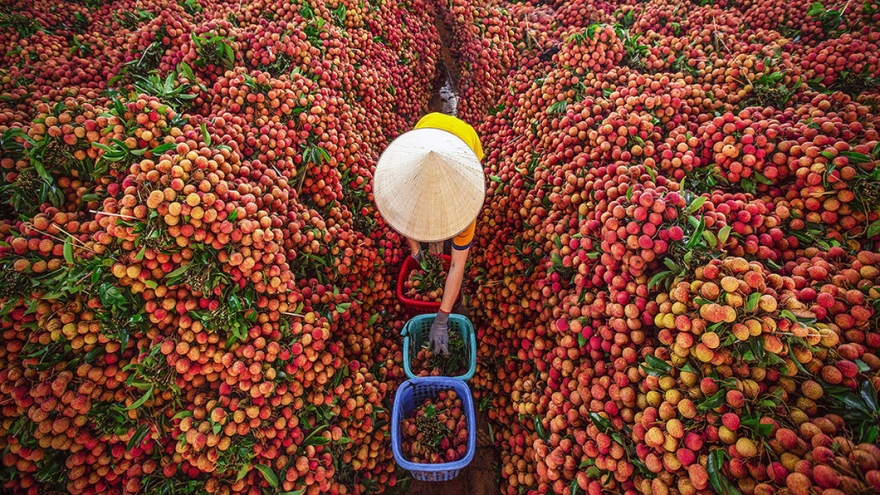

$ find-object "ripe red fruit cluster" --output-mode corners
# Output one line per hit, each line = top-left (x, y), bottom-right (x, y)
(0, 0), (440, 493)
(458, 1), (880, 495)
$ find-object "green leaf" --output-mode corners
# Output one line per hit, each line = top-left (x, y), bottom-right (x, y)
(699, 390), (726, 411)
(144, 280), (158, 290)
(0, 302), (16, 318)
(681, 363), (699, 374)
(547, 100), (568, 115)
(534, 416), (549, 441)
(707, 449), (741, 495)
(753, 172), (773, 185)
(859, 379), (879, 412)
(123, 386), (153, 411)
(741, 415), (773, 437)
(588, 412), (613, 433)
(367, 313), (378, 325)
(150, 143), (175, 155)
(279, 491), (306, 495)
(648, 270), (673, 290)
(841, 151), (872, 164)
(703, 230), (717, 249)
(790, 355), (812, 376)
(200, 122), (211, 147)
(236, 464), (249, 482)
(779, 309), (797, 322)
(579, 459), (596, 469)
(626, 186), (633, 201)
(134, 245), (147, 261)
(99, 283), (127, 307)
(685, 196), (707, 214)
(127, 424), (150, 450)
(228, 293), (242, 313)
(570, 480), (580, 495)
(165, 264), (189, 281)
(63, 237), (74, 264)
(254, 464), (278, 488)
(745, 292), (760, 312)
(866, 220), (880, 238)
(164, 72), (175, 92)
(686, 217), (706, 249)
(718, 225), (732, 245)
(179, 61), (196, 82)
(305, 435), (331, 446)
(227, 208), (238, 222)
(641, 354), (672, 377)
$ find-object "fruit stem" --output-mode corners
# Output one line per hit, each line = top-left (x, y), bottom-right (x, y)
(89, 209), (138, 220)
(25, 222), (104, 257)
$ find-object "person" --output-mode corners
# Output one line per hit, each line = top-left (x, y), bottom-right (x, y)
(373, 112), (485, 355)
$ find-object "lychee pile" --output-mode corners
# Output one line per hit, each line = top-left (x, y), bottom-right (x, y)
(2, 0), (880, 493)
(0, 0), (440, 493)
(460, 1), (880, 495)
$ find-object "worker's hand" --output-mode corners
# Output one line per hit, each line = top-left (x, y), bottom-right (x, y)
(412, 246), (424, 266)
(429, 312), (450, 356)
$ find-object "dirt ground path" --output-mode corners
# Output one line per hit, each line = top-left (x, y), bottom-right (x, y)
(406, 6), (500, 493)
(427, 10), (462, 116)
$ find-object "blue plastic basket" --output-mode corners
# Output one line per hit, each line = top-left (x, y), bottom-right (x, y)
(391, 377), (477, 482)
(402, 314), (477, 381)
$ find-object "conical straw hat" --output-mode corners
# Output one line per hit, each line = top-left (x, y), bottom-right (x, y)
(374, 128), (485, 243)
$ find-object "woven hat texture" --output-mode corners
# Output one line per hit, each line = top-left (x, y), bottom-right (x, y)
(374, 128), (485, 243)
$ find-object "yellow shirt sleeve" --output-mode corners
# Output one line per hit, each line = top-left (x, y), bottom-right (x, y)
(451, 219), (476, 250)
(414, 113), (484, 161)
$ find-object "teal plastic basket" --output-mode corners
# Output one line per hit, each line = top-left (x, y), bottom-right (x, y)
(402, 313), (476, 381)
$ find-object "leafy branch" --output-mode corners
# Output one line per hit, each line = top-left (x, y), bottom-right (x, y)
(133, 69), (200, 112)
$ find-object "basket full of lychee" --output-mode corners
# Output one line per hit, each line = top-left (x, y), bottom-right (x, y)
(397, 253), (454, 316)
(391, 377), (476, 481)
